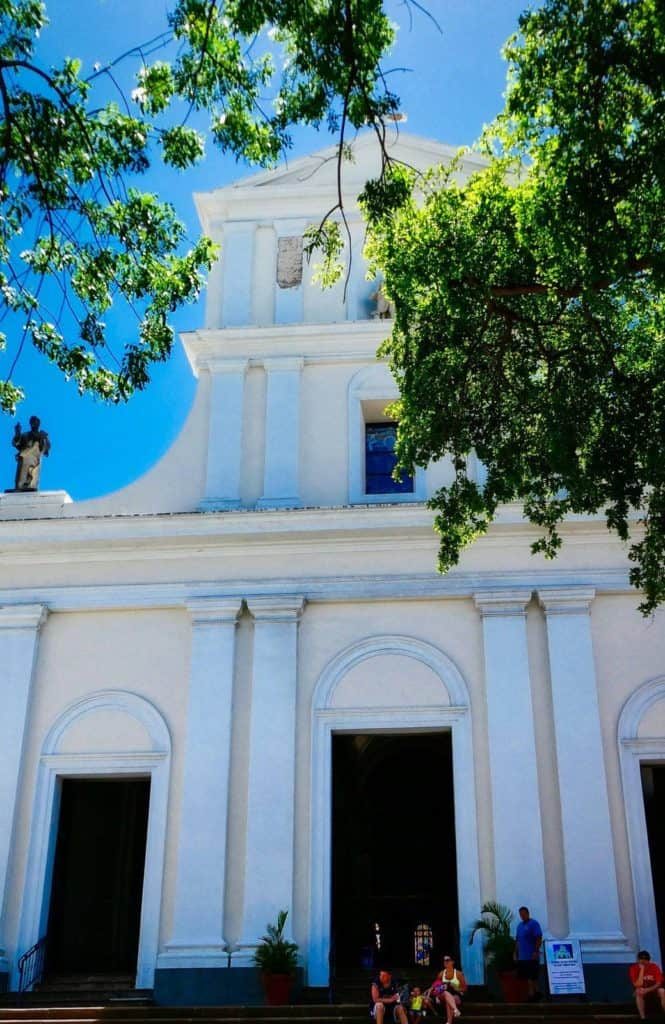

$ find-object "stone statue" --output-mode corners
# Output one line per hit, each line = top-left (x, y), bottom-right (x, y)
(11, 416), (51, 491)
(370, 284), (394, 320)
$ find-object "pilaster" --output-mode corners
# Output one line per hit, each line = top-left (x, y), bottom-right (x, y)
(221, 223), (255, 327)
(235, 596), (304, 962)
(0, 604), (47, 973)
(539, 587), (628, 958)
(257, 358), (304, 509)
(474, 590), (547, 919)
(199, 359), (248, 511)
(161, 598), (241, 967)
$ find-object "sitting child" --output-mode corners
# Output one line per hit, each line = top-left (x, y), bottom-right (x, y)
(409, 986), (425, 1023)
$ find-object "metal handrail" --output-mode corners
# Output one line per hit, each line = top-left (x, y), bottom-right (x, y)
(17, 935), (47, 993)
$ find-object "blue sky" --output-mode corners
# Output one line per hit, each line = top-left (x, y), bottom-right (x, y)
(2, 0), (529, 500)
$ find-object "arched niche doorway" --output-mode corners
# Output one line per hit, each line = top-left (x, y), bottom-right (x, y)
(619, 676), (665, 965)
(307, 635), (483, 986)
(14, 691), (171, 990)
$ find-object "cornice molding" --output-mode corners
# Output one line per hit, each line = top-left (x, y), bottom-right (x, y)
(473, 589), (532, 617)
(538, 586), (596, 615)
(0, 501), (641, 561)
(0, 570), (634, 616)
(0, 603), (47, 631)
(246, 595), (305, 622)
(263, 356), (305, 373)
(186, 596), (242, 626)
(198, 357), (249, 375)
(181, 320), (389, 374)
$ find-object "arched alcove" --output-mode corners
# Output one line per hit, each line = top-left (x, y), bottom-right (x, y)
(619, 676), (665, 965)
(15, 691), (171, 990)
(307, 635), (482, 987)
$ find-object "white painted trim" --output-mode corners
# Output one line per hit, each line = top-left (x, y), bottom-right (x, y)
(619, 676), (665, 966)
(307, 635), (483, 987)
(348, 365), (426, 505)
(14, 691), (171, 991)
(0, 570), (633, 617)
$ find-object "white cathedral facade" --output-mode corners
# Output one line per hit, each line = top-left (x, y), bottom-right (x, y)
(0, 134), (664, 1004)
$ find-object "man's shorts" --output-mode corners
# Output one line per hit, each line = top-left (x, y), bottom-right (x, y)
(370, 1005), (400, 1020)
(516, 959), (540, 981)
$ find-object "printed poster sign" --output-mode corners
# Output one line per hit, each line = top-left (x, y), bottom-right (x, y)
(544, 939), (586, 995)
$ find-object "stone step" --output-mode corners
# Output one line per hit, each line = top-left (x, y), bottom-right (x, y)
(0, 1004), (639, 1021)
(0, 1011), (643, 1019)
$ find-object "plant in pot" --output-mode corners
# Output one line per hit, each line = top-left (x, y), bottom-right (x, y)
(253, 909), (299, 1006)
(469, 901), (524, 1003)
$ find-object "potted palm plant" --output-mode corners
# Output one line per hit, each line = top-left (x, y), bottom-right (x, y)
(252, 909), (299, 1006)
(469, 901), (524, 1002)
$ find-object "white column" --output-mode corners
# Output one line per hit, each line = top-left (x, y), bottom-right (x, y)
(257, 357), (303, 508)
(162, 598), (241, 966)
(235, 596), (304, 962)
(0, 605), (47, 973)
(539, 587), (627, 956)
(199, 359), (248, 511)
(474, 591), (547, 919)
(252, 224), (276, 326)
(221, 223), (255, 327)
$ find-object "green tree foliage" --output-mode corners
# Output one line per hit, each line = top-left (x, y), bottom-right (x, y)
(363, 0), (665, 613)
(0, 0), (396, 411)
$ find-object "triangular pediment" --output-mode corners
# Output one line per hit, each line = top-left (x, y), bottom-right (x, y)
(194, 130), (490, 230)
(223, 130), (487, 193)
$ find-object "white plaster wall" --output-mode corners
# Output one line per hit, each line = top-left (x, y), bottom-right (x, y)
(293, 598), (494, 955)
(2, 561), (663, 973)
(638, 701), (665, 738)
(331, 653), (451, 708)
(3, 609), (191, 960)
(592, 595), (665, 950)
(299, 363), (351, 507)
(222, 610), (254, 949)
(57, 710), (152, 753)
(526, 601), (568, 938)
(60, 380), (209, 517)
(240, 365), (267, 507)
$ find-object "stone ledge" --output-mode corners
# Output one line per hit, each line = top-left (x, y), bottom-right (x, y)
(0, 490), (72, 519)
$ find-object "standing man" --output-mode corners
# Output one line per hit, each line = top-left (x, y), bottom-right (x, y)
(370, 969), (409, 1024)
(629, 950), (665, 1019)
(515, 906), (543, 1002)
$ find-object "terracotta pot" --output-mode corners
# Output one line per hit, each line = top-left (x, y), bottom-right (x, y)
(498, 969), (528, 1003)
(262, 972), (292, 1005)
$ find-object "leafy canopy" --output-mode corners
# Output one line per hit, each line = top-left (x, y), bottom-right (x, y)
(0, 0), (397, 412)
(363, 0), (665, 613)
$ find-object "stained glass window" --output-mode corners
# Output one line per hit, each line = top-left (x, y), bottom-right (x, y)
(365, 423), (414, 494)
(414, 923), (433, 966)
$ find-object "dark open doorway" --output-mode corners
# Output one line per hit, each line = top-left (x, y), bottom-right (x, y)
(332, 732), (458, 969)
(46, 778), (150, 978)
(641, 764), (665, 956)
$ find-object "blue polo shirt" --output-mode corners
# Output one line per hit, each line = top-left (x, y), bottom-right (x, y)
(516, 917), (542, 960)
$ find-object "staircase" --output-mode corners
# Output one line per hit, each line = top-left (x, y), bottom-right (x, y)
(0, 968), (641, 1024)
(0, 993), (642, 1024)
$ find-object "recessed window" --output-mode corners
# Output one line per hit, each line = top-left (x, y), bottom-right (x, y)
(414, 922), (433, 966)
(365, 423), (414, 494)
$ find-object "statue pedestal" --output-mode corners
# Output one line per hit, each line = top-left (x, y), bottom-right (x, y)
(0, 490), (72, 519)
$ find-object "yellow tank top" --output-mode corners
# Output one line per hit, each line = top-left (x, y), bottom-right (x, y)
(443, 969), (460, 990)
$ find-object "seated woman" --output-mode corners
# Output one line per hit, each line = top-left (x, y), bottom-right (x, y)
(424, 954), (467, 1022)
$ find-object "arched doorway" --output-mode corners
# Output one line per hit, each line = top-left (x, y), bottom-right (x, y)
(332, 731), (457, 968)
(308, 635), (483, 987)
(619, 676), (665, 965)
(14, 691), (170, 990)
